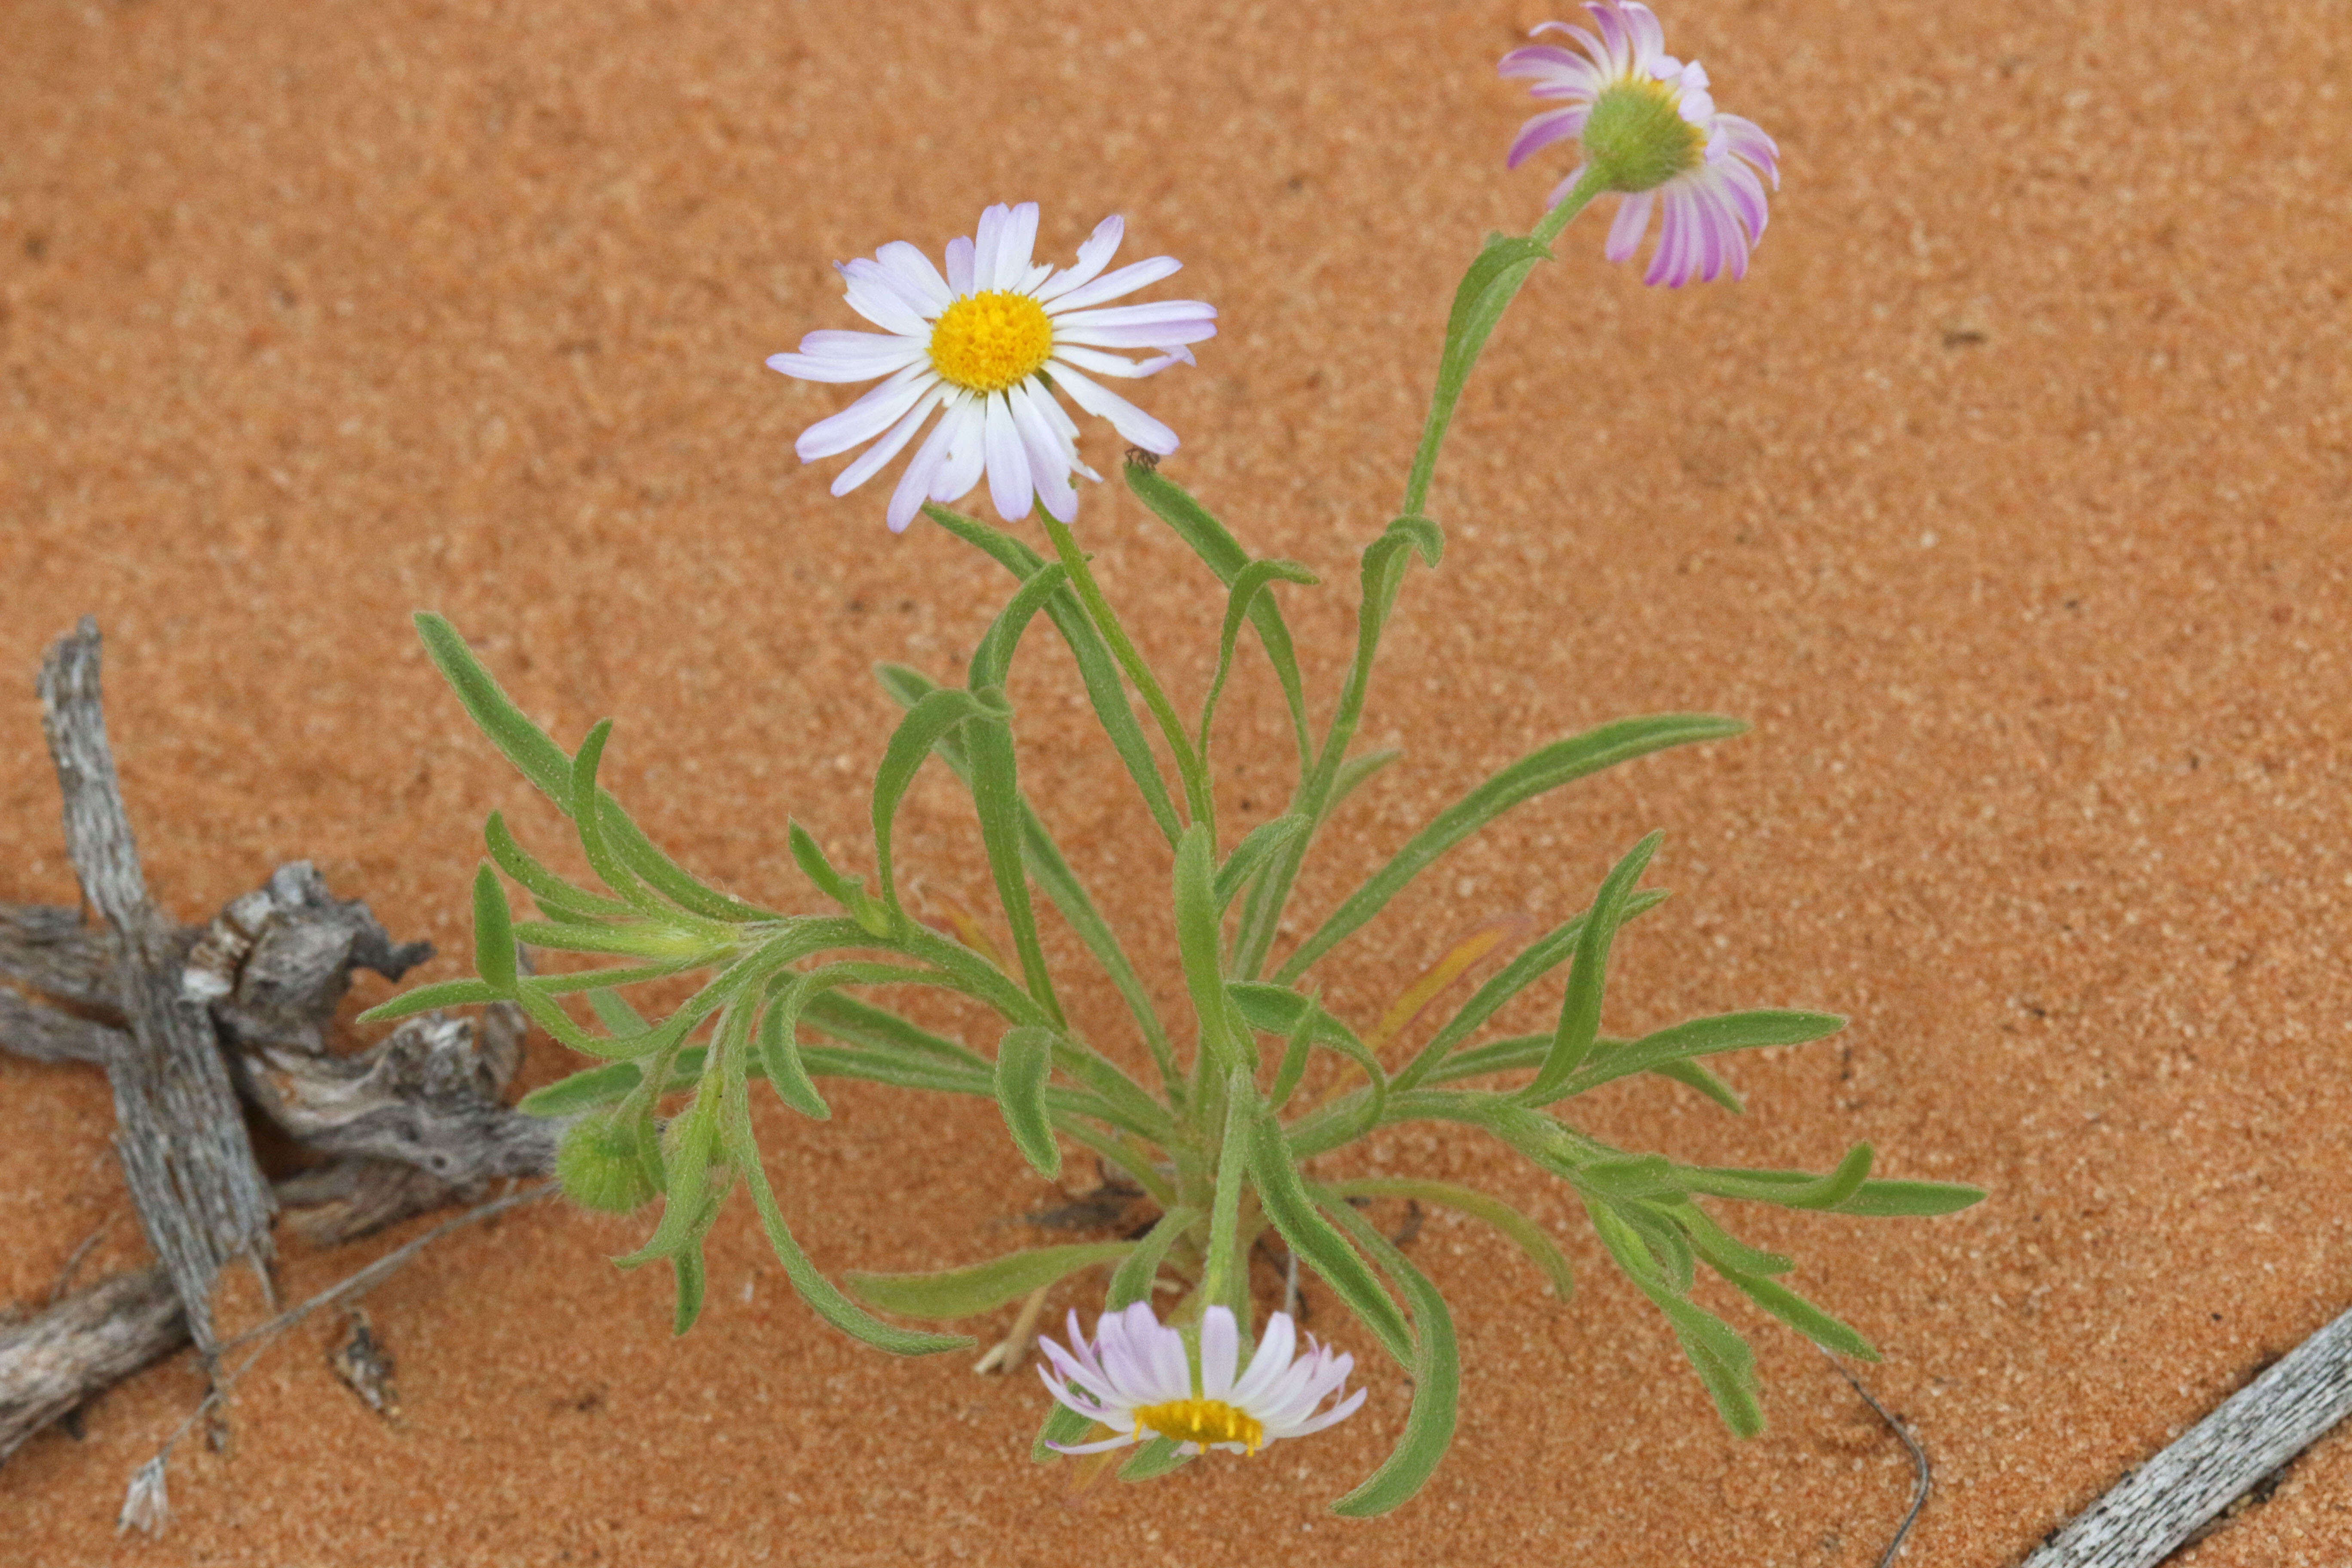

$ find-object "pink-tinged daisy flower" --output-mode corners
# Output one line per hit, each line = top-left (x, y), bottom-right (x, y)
(768, 203), (1216, 532)
(1501, 2), (1780, 286)
(1038, 1302), (1366, 1457)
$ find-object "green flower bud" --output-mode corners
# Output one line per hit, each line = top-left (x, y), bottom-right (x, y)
(555, 1111), (662, 1213)
(1580, 80), (1706, 194)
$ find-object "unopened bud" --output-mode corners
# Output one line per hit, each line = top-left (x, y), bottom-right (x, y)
(555, 1112), (662, 1213)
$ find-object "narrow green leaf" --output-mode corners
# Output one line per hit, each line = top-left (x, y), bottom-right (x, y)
(671, 1245), (708, 1336)
(1108, 1206), (1200, 1310)
(1201, 1070), (1256, 1322)
(964, 707), (1063, 1024)
(756, 978), (833, 1120)
(1830, 1179), (1987, 1218)
(1213, 814), (1309, 912)
(871, 686), (996, 918)
(1246, 1106), (1411, 1364)
(1648, 1287), (1765, 1438)
(1560, 1010), (1845, 1098)
(726, 1105), (970, 1356)
(1516, 832), (1663, 1105)
(1320, 1177), (1574, 1302)
(1318, 1195), (1460, 1518)
(1122, 463), (1313, 760)
(1718, 1268), (1880, 1361)
(1579, 1154), (1681, 1199)
(1670, 1202), (1793, 1278)
(846, 1240), (1133, 1320)
(585, 987), (650, 1035)
(517, 1059), (642, 1117)
(923, 505), (1182, 844)
(1199, 558), (1318, 757)
(1677, 1144), (1876, 1210)
(1172, 823), (1243, 1075)
(1119, 1436), (1191, 1482)
(355, 977), (500, 1024)
(486, 812), (633, 919)
(598, 800), (783, 924)
(874, 660), (1177, 1097)
(1330, 747), (1402, 810)
(615, 1088), (722, 1268)
(414, 613), (573, 801)
(1384, 513), (1443, 567)
(993, 1025), (1062, 1178)
(471, 863), (518, 994)
(1277, 718), (1741, 983)
(787, 821), (888, 934)
(1648, 1058), (1746, 1114)
(1393, 888), (1669, 1093)
(799, 989), (991, 1074)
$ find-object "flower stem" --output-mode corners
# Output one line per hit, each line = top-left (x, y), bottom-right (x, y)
(1036, 510), (1218, 837)
(1233, 171), (1612, 979)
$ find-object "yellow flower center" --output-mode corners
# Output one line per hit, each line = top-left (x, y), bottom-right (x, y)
(927, 290), (1054, 393)
(1133, 1397), (1265, 1456)
(1581, 78), (1706, 193)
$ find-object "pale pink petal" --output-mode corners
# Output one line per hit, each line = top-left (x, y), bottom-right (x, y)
(1509, 108), (1590, 169)
(1228, 1311), (1297, 1406)
(1605, 191), (1654, 261)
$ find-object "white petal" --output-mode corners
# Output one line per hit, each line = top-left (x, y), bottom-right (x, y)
(836, 260), (931, 337)
(1032, 214), (1125, 304)
(944, 234), (977, 296)
(1051, 300), (1219, 329)
(830, 382), (944, 495)
(1047, 343), (1158, 379)
(929, 397), (988, 504)
(1269, 1385), (1367, 1440)
(886, 401), (962, 532)
(1049, 363), (1178, 454)
(1041, 255), (1183, 314)
(982, 394), (1034, 522)
(1008, 382), (1080, 521)
(994, 202), (1040, 291)
(794, 364), (934, 461)
(1052, 319), (1219, 351)
(1229, 1311), (1297, 1407)
(1199, 1308), (1241, 1401)
(874, 241), (954, 312)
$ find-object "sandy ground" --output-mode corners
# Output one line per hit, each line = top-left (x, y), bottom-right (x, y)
(3, 0), (2349, 1563)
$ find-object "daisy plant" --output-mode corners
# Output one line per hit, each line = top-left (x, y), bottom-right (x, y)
(366, 0), (1980, 1518)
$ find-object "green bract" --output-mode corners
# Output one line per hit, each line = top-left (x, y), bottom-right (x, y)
(379, 183), (1983, 1518)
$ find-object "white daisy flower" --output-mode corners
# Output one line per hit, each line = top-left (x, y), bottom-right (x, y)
(1037, 1302), (1366, 1457)
(768, 202), (1217, 532)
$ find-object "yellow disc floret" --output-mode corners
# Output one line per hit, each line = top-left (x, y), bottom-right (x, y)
(927, 290), (1055, 393)
(1133, 1397), (1266, 1455)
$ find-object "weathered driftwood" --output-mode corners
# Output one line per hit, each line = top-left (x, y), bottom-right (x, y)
(0, 1266), (183, 1464)
(2018, 1303), (2352, 1567)
(37, 619), (278, 1356)
(0, 861), (554, 1464)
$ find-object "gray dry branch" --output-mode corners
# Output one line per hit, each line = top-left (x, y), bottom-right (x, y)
(2018, 1302), (2352, 1568)
(36, 619), (277, 1355)
(2, 620), (563, 1468)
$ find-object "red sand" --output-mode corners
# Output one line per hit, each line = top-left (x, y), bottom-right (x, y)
(3, 0), (2349, 1563)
